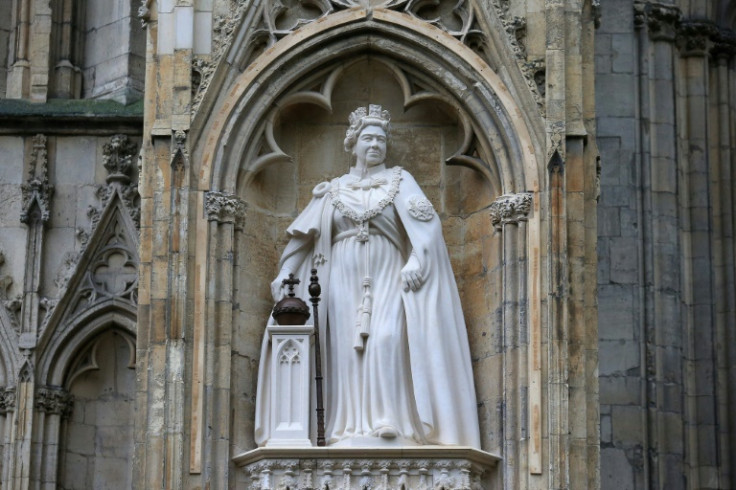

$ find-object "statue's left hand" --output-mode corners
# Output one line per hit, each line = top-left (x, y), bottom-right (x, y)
(401, 255), (424, 292)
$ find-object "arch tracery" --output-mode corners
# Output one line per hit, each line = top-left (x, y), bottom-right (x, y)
(194, 8), (543, 197)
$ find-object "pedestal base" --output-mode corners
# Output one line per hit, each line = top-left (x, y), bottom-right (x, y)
(233, 446), (501, 489)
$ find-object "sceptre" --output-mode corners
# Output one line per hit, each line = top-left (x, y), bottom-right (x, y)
(308, 269), (326, 446)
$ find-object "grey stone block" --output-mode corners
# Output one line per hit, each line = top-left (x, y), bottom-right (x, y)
(598, 238), (611, 284)
(598, 117), (637, 150)
(612, 34), (635, 74)
(598, 207), (621, 237)
(599, 375), (641, 405)
(599, 339), (640, 376)
(601, 413), (612, 443)
(596, 74), (637, 117)
(600, 185), (635, 208)
(55, 137), (98, 184)
(610, 237), (639, 284)
(599, 284), (637, 340)
(611, 405), (644, 447)
(0, 137), (25, 184)
(601, 448), (634, 490)
(599, 0), (634, 34)
(619, 207), (639, 237)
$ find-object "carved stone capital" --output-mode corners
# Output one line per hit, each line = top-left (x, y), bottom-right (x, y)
(35, 386), (73, 417)
(634, 2), (682, 40)
(490, 193), (533, 230)
(0, 388), (16, 414)
(205, 191), (246, 225)
(678, 21), (719, 56)
(21, 134), (53, 224)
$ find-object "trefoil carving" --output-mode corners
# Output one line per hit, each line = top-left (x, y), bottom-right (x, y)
(70, 217), (139, 315)
(490, 192), (533, 230)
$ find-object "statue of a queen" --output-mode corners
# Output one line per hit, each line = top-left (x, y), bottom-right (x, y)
(255, 105), (481, 448)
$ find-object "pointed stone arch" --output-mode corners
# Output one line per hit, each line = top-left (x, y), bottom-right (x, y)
(182, 5), (549, 482)
(194, 8), (543, 196)
(36, 189), (139, 380)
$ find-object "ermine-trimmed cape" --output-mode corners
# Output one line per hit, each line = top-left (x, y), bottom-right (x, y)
(255, 168), (480, 448)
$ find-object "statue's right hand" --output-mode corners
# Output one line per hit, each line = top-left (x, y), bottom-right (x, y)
(271, 270), (291, 302)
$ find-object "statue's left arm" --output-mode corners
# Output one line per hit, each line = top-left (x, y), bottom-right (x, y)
(394, 168), (481, 448)
(394, 170), (447, 292)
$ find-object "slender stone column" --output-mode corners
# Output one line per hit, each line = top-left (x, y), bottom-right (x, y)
(679, 21), (719, 488)
(6, 134), (54, 490)
(34, 386), (73, 488)
(196, 191), (245, 486)
(489, 192), (533, 487)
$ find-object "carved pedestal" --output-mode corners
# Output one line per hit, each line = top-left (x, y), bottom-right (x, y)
(234, 447), (501, 490)
(265, 324), (314, 447)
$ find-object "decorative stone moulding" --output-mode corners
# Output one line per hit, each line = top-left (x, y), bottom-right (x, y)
(20, 134), (53, 224)
(35, 386), (73, 418)
(234, 447), (500, 489)
(0, 388), (16, 414)
(205, 191), (247, 225)
(489, 192), (532, 230)
(190, 0), (497, 116)
(103, 134), (137, 184)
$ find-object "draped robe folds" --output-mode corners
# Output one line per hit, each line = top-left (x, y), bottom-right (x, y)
(254, 165), (481, 448)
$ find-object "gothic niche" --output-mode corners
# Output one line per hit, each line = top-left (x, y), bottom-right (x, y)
(231, 59), (506, 462)
(58, 329), (136, 489)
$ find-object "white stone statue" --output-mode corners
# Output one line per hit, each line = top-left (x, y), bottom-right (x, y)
(255, 105), (481, 448)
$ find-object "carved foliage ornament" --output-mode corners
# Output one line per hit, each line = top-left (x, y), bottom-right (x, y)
(490, 192), (533, 230)
(205, 191), (247, 225)
(103, 135), (137, 184)
(35, 386), (73, 417)
(21, 134), (54, 224)
(88, 134), (140, 231)
(0, 388), (15, 414)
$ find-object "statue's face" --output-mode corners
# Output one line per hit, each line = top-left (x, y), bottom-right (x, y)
(353, 125), (387, 167)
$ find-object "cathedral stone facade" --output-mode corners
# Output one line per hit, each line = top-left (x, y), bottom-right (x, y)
(0, 0), (733, 489)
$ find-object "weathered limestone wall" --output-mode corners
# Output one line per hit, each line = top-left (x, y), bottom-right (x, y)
(0, 123), (142, 490)
(82, 0), (145, 102)
(2, 0), (144, 102)
(596, 1), (736, 488)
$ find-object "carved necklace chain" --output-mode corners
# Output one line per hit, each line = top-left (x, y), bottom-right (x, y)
(329, 166), (402, 237)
